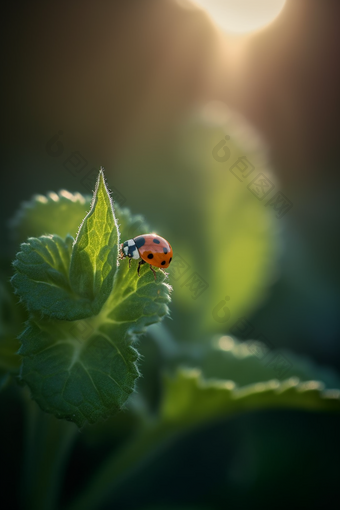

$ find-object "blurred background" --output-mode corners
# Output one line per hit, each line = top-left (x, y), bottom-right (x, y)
(1, 0), (340, 509)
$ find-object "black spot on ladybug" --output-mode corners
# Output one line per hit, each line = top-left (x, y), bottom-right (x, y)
(169, 258), (172, 264)
(161, 260), (166, 265)
(134, 236), (145, 248)
(147, 253), (154, 259)
(163, 247), (168, 254)
(153, 238), (160, 244)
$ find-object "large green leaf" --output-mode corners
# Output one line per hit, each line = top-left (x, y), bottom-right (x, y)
(160, 338), (340, 429)
(161, 369), (340, 428)
(11, 169), (172, 426)
(19, 264), (170, 427)
(165, 122), (278, 335)
(116, 118), (278, 339)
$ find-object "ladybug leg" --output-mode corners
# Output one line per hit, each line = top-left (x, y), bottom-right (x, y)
(129, 258), (132, 269)
(149, 265), (157, 281)
(137, 259), (145, 276)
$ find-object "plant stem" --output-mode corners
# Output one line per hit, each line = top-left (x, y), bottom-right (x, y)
(21, 392), (78, 510)
(66, 420), (179, 510)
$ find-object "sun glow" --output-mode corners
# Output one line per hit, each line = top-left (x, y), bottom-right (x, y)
(193, 0), (286, 35)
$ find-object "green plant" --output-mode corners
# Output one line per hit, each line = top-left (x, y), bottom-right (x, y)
(11, 170), (171, 426)
(1, 168), (340, 510)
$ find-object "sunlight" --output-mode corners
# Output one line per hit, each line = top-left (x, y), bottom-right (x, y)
(193, 0), (286, 35)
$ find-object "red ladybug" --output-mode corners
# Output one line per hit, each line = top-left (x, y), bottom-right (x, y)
(120, 234), (173, 280)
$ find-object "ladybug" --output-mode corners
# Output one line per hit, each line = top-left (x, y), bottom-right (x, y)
(120, 234), (173, 280)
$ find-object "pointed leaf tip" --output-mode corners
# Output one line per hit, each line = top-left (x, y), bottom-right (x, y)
(69, 168), (118, 315)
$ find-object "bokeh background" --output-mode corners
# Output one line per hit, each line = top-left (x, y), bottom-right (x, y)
(1, 1), (340, 509)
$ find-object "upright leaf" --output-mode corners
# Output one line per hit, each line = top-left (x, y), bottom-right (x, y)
(69, 169), (118, 314)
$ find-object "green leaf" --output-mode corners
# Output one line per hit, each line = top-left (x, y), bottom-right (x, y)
(202, 126), (278, 333)
(160, 338), (340, 430)
(8, 187), (145, 253)
(191, 336), (340, 388)
(64, 339), (340, 510)
(11, 171), (119, 320)
(11, 170), (172, 425)
(19, 265), (170, 427)
(161, 369), (340, 429)
(9, 190), (92, 245)
(120, 120), (278, 338)
(69, 170), (118, 314)
(10, 181), (151, 322)
(18, 318), (139, 426)
(11, 234), (94, 320)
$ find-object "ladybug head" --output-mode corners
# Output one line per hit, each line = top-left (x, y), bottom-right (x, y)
(120, 239), (139, 260)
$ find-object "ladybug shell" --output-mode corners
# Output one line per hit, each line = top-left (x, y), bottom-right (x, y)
(134, 234), (173, 268)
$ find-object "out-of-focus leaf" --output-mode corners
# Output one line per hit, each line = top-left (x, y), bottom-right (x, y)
(116, 207), (149, 241)
(191, 336), (340, 388)
(161, 368), (340, 430)
(8, 190), (91, 244)
(159, 336), (340, 429)
(116, 115), (278, 340)
(167, 119), (278, 335)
